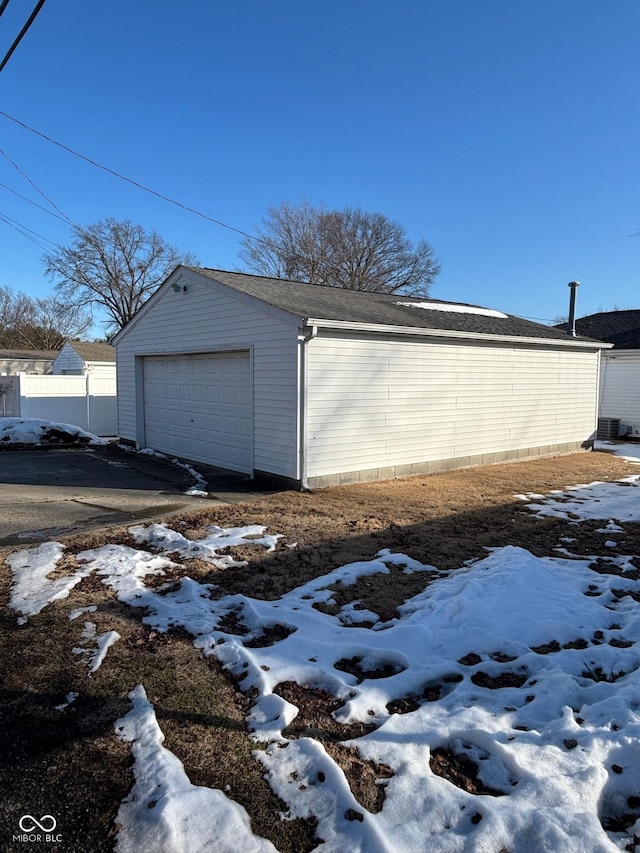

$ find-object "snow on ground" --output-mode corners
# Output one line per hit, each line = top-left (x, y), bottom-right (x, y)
(516, 442), (640, 525)
(72, 622), (122, 674)
(517, 475), (640, 523)
(134, 447), (209, 496)
(595, 440), (640, 464)
(7, 478), (640, 851)
(114, 685), (277, 853)
(0, 416), (108, 445)
(6, 542), (92, 622)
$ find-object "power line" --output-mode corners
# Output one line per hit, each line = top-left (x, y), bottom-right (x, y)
(0, 109), (271, 246)
(0, 0), (47, 75)
(0, 147), (75, 225)
(520, 315), (560, 324)
(0, 1), (12, 20)
(0, 209), (59, 252)
(0, 180), (69, 223)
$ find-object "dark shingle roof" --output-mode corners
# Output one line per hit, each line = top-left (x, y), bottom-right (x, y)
(561, 310), (640, 349)
(193, 268), (598, 343)
(0, 348), (58, 359)
(67, 340), (115, 362)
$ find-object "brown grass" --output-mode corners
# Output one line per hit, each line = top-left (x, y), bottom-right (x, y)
(1, 449), (639, 850)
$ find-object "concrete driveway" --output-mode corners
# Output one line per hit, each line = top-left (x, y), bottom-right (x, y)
(0, 445), (264, 546)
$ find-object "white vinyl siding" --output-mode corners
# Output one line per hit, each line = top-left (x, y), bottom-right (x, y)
(87, 363), (117, 378)
(53, 343), (116, 378)
(305, 333), (600, 479)
(116, 269), (299, 478)
(599, 351), (640, 437)
(52, 345), (85, 374)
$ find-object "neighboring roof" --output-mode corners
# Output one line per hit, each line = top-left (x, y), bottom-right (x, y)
(65, 340), (116, 363)
(193, 268), (601, 344)
(559, 310), (640, 349)
(0, 348), (58, 360)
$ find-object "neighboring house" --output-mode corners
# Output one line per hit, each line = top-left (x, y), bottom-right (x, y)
(0, 341), (117, 434)
(0, 348), (58, 376)
(571, 310), (640, 350)
(113, 266), (608, 488)
(569, 310), (640, 439)
(53, 340), (116, 377)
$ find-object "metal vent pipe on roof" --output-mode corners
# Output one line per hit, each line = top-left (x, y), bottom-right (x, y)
(567, 281), (580, 336)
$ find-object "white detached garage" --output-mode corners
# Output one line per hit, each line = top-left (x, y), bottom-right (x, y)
(113, 266), (607, 488)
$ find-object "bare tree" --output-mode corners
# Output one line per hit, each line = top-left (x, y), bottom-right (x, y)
(0, 285), (31, 343)
(43, 219), (197, 332)
(239, 201), (441, 296)
(0, 287), (91, 350)
(14, 296), (92, 350)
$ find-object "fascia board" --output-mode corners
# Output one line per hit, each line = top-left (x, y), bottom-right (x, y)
(304, 318), (613, 350)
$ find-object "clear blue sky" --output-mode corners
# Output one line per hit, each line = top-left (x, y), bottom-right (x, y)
(1, 0), (639, 334)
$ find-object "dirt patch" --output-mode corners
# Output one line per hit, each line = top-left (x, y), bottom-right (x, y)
(276, 682), (378, 742)
(471, 670), (529, 689)
(333, 655), (405, 682)
(429, 746), (506, 797)
(275, 682), (389, 814)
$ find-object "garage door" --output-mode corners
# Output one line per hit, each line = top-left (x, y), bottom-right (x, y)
(142, 351), (252, 473)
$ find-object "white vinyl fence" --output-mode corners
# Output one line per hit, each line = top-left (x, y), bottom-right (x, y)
(0, 372), (117, 436)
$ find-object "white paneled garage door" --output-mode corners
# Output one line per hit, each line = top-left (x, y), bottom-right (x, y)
(143, 351), (252, 473)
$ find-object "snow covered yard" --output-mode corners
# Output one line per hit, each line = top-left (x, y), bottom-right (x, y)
(2, 446), (640, 852)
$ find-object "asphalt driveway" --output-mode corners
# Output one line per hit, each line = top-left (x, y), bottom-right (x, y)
(0, 444), (264, 546)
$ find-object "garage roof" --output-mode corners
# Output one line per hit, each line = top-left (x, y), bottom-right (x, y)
(65, 340), (116, 363)
(194, 268), (602, 344)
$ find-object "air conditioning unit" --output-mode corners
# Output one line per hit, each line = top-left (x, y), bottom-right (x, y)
(597, 418), (620, 440)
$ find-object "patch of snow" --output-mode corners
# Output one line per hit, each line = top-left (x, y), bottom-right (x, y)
(0, 417), (108, 445)
(7, 542), (92, 619)
(396, 301), (508, 319)
(596, 440), (640, 463)
(114, 685), (276, 853)
(524, 476), (640, 523)
(55, 691), (79, 711)
(596, 521), (625, 534)
(131, 446), (209, 495)
(76, 545), (178, 603)
(69, 605), (98, 621)
(91, 630), (121, 673)
(129, 523), (282, 567)
(72, 621), (120, 672)
(173, 460), (208, 495)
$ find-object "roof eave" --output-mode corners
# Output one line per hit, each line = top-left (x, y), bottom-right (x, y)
(304, 318), (613, 349)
